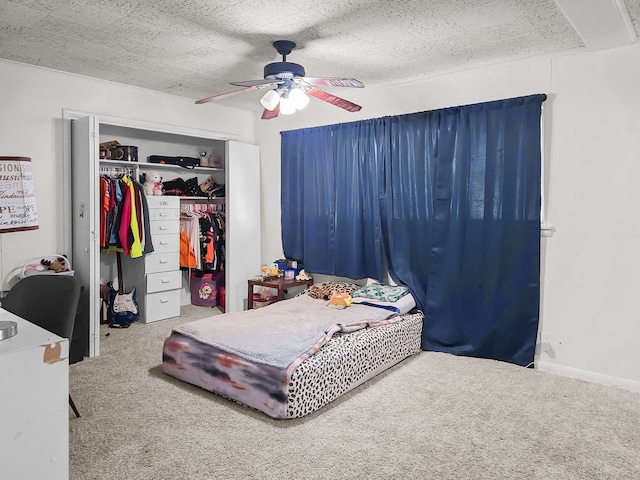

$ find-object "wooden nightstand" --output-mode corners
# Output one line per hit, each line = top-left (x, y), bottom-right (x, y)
(247, 276), (314, 309)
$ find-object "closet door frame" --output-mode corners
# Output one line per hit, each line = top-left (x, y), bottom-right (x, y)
(68, 114), (101, 356)
(226, 141), (260, 313)
(63, 109), (255, 357)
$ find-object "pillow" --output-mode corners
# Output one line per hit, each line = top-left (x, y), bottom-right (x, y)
(305, 281), (360, 300)
(351, 293), (417, 315)
(351, 284), (409, 303)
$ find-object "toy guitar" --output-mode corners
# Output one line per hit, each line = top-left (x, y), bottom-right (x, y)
(108, 251), (139, 328)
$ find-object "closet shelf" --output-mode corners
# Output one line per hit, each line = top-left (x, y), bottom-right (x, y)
(100, 159), (134, 165)
(139, 163), (224, 174)
(98, 159), (224, 174)
(169, 196), (225, 202)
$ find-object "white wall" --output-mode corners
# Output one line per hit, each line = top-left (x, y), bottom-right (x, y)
(255, 44), (640, 391)
(0, 60), (254, 290)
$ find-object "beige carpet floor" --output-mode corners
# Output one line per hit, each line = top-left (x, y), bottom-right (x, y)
(69, 305), (640, 480)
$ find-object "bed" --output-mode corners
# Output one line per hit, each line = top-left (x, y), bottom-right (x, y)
(162, 281), (423, 419)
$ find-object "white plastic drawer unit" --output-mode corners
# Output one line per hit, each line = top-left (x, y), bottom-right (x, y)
(146, 196), (180, 209)
(150, 220), (180, 235)
(148, 207), (180, 221)
(144, 252), (179, 274)
(151, 233), (179, 254)
(146, 270), (181, 293)
(145, 290), (181, 323)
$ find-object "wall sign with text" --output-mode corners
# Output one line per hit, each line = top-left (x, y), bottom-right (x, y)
(0, 157), (39, 233)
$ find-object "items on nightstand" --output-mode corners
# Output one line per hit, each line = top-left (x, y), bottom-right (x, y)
(261, 263), (280, 278)
(296, 269), (311, 281)
(274, 258), (301, 277)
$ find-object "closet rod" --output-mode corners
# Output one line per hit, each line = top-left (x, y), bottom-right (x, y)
(180, 203), (224, 213)
(99, 165), (135, 177)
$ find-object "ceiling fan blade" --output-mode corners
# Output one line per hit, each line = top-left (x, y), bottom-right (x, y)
(301, 77), (364, 88)
(261, 103), (280, 120)
(231, 79), (282, 88)
(195, 86), (260, 104)
(306, 88), (362, 112)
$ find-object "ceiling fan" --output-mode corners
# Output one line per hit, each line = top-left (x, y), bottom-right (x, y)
(195, 40), (364, 120)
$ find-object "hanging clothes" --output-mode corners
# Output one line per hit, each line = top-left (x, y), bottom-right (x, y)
(180, 213), (202, 269)
(179, 204), (225, 272)
(99, 172), (153, 257)
(180, 231), (197, 268)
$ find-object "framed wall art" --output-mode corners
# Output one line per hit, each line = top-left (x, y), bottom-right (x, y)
(0, 156), (39, 233)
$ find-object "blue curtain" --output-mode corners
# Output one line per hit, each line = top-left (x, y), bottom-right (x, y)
(281, 119), (385, 280)
(384, 95), (544, 366)
(281, 94), (545, 366)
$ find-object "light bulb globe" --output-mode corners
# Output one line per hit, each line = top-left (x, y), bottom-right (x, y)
(260, 89), (280, 111)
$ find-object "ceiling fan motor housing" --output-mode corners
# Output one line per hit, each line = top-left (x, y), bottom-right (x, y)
(264, 61), (305, 80)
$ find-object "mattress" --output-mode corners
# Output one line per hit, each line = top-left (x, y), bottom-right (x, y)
(162, 295), (423, 419)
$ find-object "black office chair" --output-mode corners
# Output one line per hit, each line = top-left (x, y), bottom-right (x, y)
(2, 274), (83, 418)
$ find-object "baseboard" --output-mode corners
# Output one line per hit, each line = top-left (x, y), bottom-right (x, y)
(536, 361), (640, 393)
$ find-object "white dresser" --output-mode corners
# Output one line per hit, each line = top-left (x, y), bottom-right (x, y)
(0, 310), (69, 480)
(124, 196), (181, 323)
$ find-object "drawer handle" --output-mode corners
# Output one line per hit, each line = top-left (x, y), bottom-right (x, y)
(159, 212), (168, 217)
(159, 241), (168, 245)
(159, 226), (168, 231)
(161, 278), (170, 284)
(160, 298), (169, 304)
(160, 259), (168, 264)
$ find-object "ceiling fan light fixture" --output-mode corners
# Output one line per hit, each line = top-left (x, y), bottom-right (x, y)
(289, 88), (309, 110)
(196, 39), (364, 119)
(279, 95), (296, 115)
(260, 89), (281, 111)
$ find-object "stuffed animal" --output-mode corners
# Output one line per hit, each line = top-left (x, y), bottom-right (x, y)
(327, 292), (352, 309)
(143, 170), (163, 196)
(296, 269), (311, 281)
(41, 256), (70, 273)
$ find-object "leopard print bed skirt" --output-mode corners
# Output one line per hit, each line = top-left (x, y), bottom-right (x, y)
(286, 310), (423, 418)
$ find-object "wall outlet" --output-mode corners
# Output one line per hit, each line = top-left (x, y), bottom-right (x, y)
(540, 332), (554, 355)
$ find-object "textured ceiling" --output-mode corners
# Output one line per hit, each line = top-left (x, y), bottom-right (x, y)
(1, 0), (639, 112)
